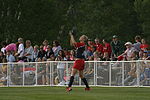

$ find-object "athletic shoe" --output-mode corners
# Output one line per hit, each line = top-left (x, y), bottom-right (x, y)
(66, 87), (72, 92)
(85, 87), (91, 91)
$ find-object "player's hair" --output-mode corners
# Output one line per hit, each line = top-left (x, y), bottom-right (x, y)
(82, 35), (88, 41)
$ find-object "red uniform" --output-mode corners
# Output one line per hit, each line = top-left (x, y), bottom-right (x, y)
(73, 42), (85, 70)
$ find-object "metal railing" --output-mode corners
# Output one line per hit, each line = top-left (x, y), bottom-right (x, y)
(0, 60), (150, 87)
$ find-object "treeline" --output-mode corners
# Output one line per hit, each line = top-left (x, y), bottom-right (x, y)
(0, 0), (149, 48)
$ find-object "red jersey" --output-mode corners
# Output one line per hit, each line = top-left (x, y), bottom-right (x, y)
(94, 43), (103, 53)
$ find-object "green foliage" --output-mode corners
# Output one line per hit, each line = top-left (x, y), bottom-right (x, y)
(0, 0), (149, 48)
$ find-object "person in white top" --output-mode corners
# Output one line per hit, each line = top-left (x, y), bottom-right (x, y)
(24, 40), (34, 62)
(120, 42), (136, 61)
(55, 50), (67, 85)
(15, 38), (24, 58)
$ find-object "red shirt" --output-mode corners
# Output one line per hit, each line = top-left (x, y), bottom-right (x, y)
(103, 43), (112, 55)
(94, 43), (103, 53)
(140, 44), (149, 51)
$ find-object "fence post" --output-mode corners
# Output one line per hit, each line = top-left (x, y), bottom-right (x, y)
(35, 63), (38, 86)
(23, 63), (25, 86)
(109, 62), (112, 86)
(122, 62), (125, 86)
(136, 61), (140, 87)
(94, 61), (96, 86)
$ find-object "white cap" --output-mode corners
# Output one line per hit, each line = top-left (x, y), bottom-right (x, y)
(125, 42), (132, 46)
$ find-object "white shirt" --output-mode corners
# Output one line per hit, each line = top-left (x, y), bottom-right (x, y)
(1, 47), (6, 54)
(24, 46), (34, 60)
(18, 43), (24, 57)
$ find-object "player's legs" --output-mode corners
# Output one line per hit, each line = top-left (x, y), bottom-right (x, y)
(79, 70), (90, 89)
(68, 68), (78, 87)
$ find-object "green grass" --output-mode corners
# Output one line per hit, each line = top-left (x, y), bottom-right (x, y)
(0, 87), (150, 100)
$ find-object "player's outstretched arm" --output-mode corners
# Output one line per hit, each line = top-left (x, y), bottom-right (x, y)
(69, 31), (76, 46)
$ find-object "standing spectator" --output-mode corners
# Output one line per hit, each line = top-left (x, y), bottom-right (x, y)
(111, 35), (124, 59)
(55, 50), (67, 85)
(119, 42), (136, 61)
(94, 38), (103, 55)
(133, 35), (141, 53)
(52, 40), (62, 57)
(37, 45), (46, 61)
(32, 45), (39, 62)
(15, 38), (24, 59)
(43, 40), (49, 52)
(140, 38), (150, 52)
(23, 40), (34, 62)
(102, 39), (112, 58)
(1, 41), (7, 55)
(45, 45), (54, 60)
(87, 39), (95, 52)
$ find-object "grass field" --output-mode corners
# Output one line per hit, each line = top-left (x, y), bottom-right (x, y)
(0, 87), (150, 100)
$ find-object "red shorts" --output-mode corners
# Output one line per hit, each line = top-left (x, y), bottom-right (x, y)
(73, 59), (85, 70)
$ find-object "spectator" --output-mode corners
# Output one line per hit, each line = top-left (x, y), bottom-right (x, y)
(93, 51), (101, 61)
(1, 41), (7, 55)
(133, 35), (141, 52)
(111, 35), (124, 59)
(69, 50), (76, 61)
(37, 45), (46, 61)
(15, 38), (24, 59)
(6, 51), (15, 62)
(94, 38), (103, 55)
(55, 50), (67, 85)
(43, 40), (49, 52)
(83, 45), (92, 60)
(140, 38), (150, 52)
(87, 39), (95, 52)
(32, 45), (39, 62)
(52, 40), (62, 57)
(45, 45), (54, 60)
(119, 42), (136, 61)
(0, 51), (5, 63)
(23, 40), (34, 62)
(102, 39), (112, 58)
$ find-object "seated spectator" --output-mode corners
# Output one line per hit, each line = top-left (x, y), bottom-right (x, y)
(37, 45), (46, 61)
(45, 45), (54, 60)
(32, 45), (39, 62)
(23, 40), (34, 62)
(52, 40), (62, 57)
(93, 51), (101, 61)
(43, 40), (49, 52)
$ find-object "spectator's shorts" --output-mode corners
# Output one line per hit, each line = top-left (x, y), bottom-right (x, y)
(73, 59), (85, 70)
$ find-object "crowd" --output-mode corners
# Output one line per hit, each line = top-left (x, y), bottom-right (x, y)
(0, 35), (150, 64)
